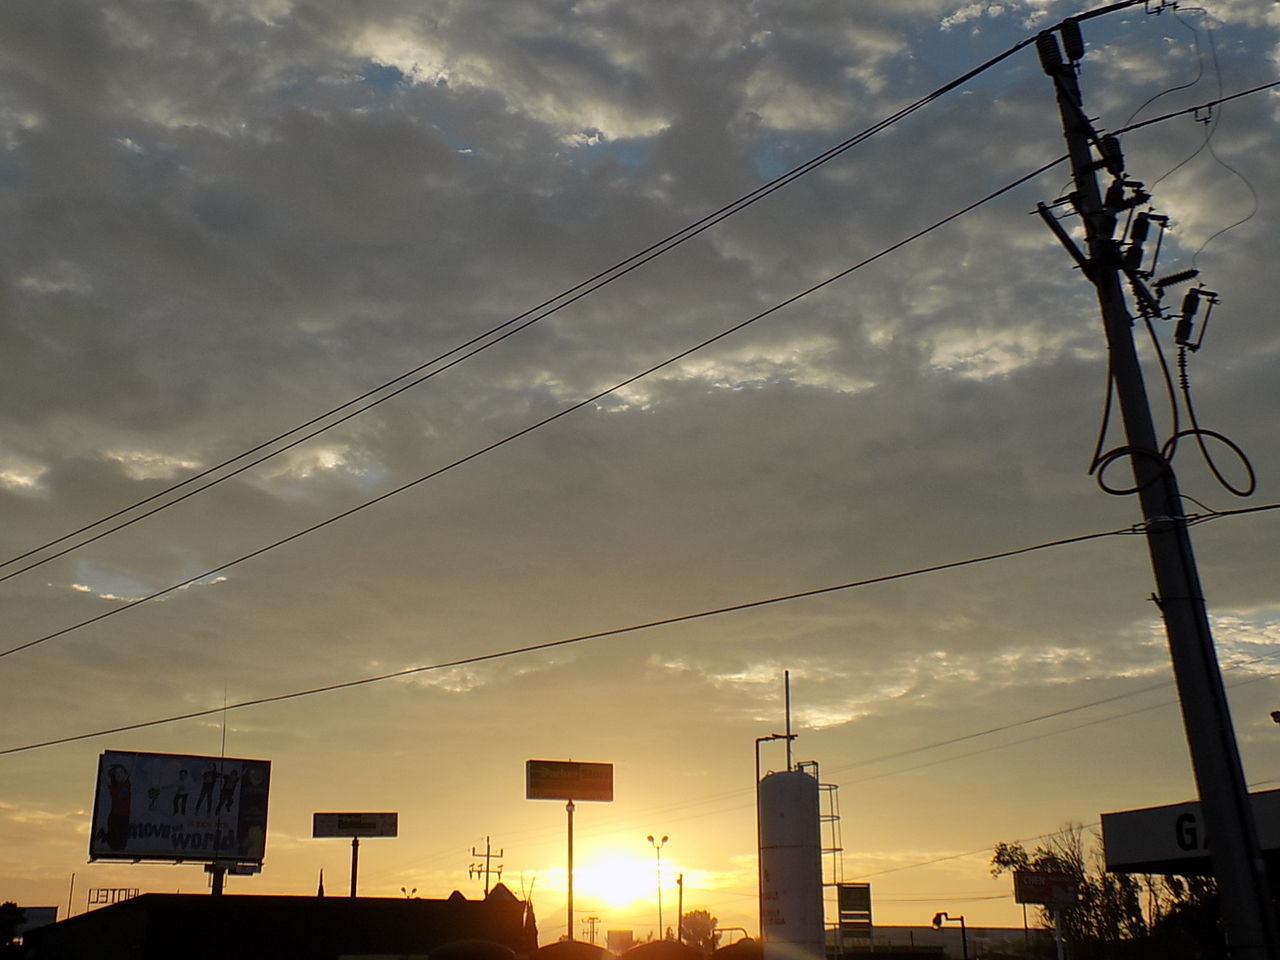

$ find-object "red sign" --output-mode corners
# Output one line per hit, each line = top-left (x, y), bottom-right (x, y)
(1014, 871), (1079, 905)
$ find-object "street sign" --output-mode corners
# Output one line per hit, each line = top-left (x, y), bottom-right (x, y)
(525, 760), (613, 802)
(312, 812), (399, 838)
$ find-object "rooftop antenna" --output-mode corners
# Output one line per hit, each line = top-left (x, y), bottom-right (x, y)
(784, 670), (793, 771)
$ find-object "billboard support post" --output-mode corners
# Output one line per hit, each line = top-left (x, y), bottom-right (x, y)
(566, 800), (575, 940)
(350, 837), (359, 899)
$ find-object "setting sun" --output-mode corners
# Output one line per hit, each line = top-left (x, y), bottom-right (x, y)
(574, 852), (665, 911)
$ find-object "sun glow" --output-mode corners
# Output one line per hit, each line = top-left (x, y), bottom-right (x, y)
(575, 852), (663, 911)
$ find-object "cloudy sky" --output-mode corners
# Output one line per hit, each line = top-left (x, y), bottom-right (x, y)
(2, 0), (1279, 940)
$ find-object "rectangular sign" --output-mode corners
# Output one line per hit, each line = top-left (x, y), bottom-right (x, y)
(1102, 788), (1280, 875)
(89, 750), (270, 864)
(837, 882), (872, 929)
(1013, 871), (1080, 905)
(312, 812), (399, 838)
(526, 760), (613, 802)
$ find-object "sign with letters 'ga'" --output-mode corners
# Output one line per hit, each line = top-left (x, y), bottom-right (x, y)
(525, 760), (613, 802)
(1102, 788), (1280, 875)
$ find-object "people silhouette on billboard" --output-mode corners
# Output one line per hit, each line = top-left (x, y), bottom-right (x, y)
(215, 768), (239, 814)
(104, 764), (132, 851)
(172, 768), (190, 815)
(195, 763), (219, 815)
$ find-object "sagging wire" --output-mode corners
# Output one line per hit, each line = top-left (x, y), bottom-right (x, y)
(1090, 184), (1255, 498)
(1035, 18), (1257, 501)
(1137, 7), (1260, 266)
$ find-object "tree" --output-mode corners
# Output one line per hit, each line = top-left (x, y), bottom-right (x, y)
(991, 824), (1225, 959)
(680, 909), (720, 954)
(0, 902), (25, 953)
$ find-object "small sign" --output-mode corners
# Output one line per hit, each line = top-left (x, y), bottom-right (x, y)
(1014, 871), (1080, 906)
(526, 760), (613, 802)
(312, 812), (399, 838)
(837, 882), (872, 929)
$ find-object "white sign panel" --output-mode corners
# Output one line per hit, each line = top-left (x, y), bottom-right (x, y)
(1102, 789), (1280, 874)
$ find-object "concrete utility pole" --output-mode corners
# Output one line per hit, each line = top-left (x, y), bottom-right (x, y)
(1037, 18), (1278, 959)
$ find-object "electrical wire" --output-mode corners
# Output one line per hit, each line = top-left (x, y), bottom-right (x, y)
(0, 155), (1071, 662)
(1122, 6), (1208, 128)
(0, 10), (1072, 585)
(0, 522), (1149, 755)
(8, 502), (1279, 758)
(4, 75), (1273, 665)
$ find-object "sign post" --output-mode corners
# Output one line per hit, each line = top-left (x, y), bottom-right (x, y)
(526, 760), (613, 941)
(312, 812), (399, 898)
(1013, 871), (1079, 960)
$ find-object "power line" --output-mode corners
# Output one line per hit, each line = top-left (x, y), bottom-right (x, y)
(0, 154), (1071, 662)
(0, 10), (1065, 585)
(0, 518), (1222, 756)
(6, 68), (1270, 663)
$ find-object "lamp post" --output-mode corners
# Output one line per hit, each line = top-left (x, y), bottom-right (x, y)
(648, 834), (669, 939)
(400, 887), (417, 898)
(931, 912), (968, 960)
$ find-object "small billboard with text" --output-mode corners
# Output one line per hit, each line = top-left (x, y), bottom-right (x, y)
(89, 750), (270, 864)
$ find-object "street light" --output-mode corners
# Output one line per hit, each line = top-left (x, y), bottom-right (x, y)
(401, 886), (417, 898)
(648, 834), (669, 938)
(931, 912), (968, 960)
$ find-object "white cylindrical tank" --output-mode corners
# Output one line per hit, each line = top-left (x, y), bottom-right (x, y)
(759, 769), (824, 960)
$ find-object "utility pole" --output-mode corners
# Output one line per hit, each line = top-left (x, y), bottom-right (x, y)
(1037, 17), (1278, 959)
(469, 836), (505, 897)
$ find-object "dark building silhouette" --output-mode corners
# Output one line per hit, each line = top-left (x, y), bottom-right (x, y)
(26, 883), (535, 960)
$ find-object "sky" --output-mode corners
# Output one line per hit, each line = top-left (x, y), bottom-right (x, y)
(1, 0), (1279, 943)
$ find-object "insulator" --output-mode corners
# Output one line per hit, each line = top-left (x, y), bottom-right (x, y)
(1154, 268), (1199, 293)
(1095, 136), (1124, 178)
(1129, 212), (1150, 245)
(1062, 18), (1086, 63)
(1180, 287), (1201, 319)
(1037, 32), (1063, 74)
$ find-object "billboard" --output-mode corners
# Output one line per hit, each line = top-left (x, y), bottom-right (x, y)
(89, 750), (270, 864)
(525, 760), (613, 802)
(313, 812), (399, 838)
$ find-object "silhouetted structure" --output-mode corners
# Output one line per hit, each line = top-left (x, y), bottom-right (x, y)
(26, 883), (535, 960)
(621, 940), (705, 960)
(535, 940), (605, 960)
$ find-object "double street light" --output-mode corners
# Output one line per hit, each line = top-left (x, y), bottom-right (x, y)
(647, 834), (669, 939)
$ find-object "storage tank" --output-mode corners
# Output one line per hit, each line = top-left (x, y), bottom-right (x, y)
(758, 769), (824, 960)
